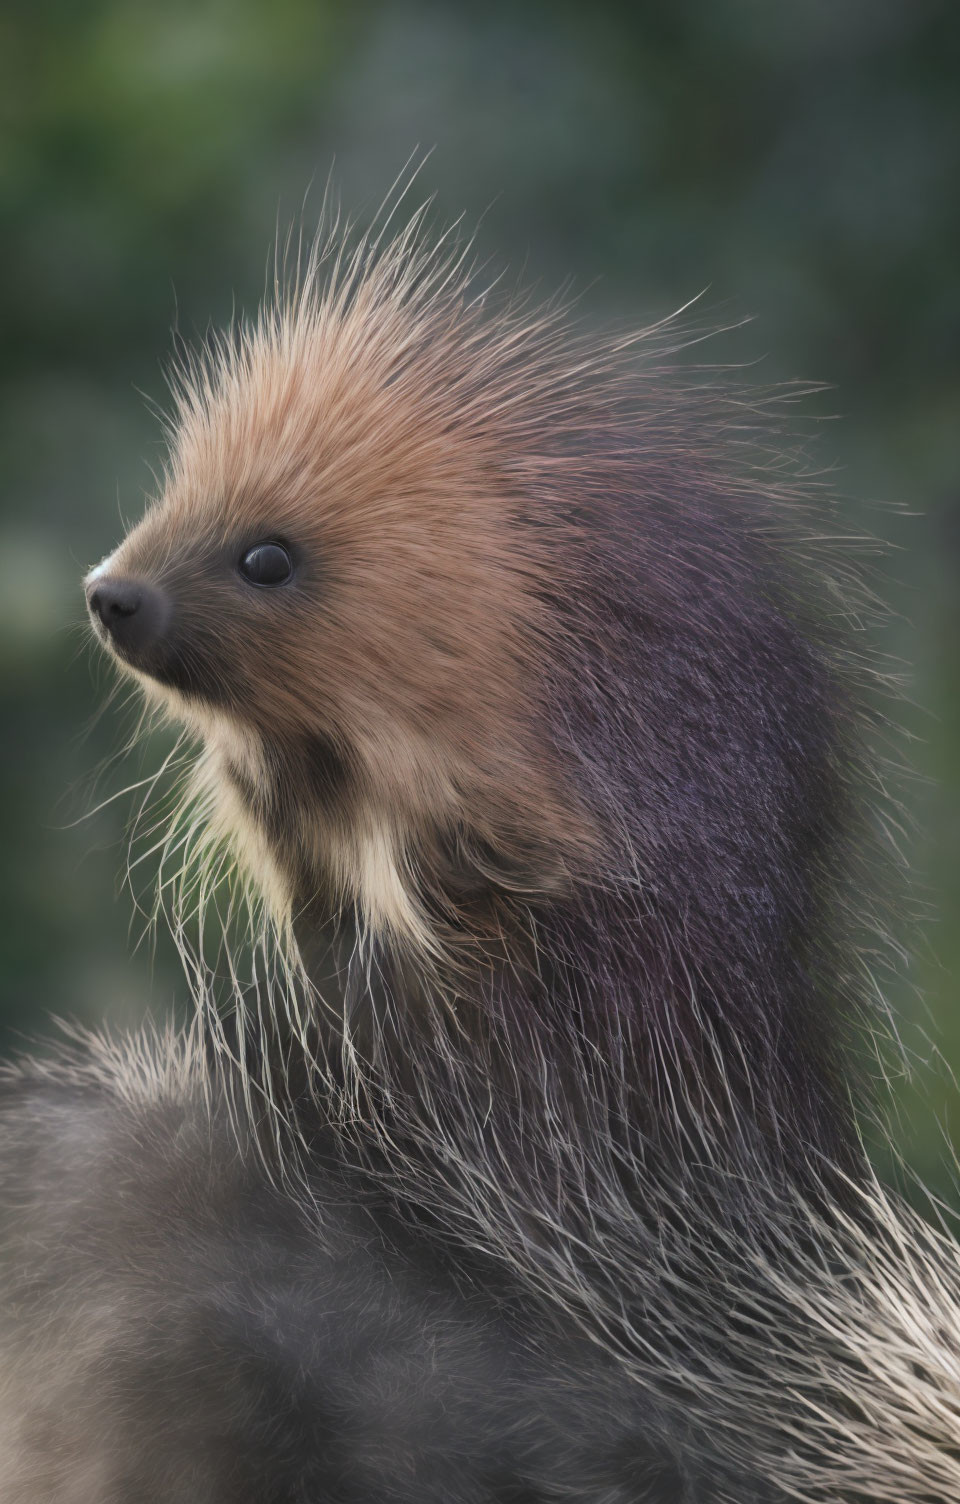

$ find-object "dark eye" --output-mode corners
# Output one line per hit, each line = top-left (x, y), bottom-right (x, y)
(238, 542), (293, 587)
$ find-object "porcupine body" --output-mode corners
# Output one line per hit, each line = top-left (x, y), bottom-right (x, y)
(3, 194), (960, 1501)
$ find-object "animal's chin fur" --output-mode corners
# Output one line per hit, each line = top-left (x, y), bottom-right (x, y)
(127, 666), (443, 972)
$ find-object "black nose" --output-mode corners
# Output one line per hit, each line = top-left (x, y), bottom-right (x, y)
(86, 576), (171, 662)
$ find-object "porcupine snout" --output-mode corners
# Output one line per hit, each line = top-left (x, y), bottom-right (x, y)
(86, 574), (172, 668)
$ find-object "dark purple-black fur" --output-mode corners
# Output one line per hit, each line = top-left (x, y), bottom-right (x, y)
(545, 469), (859, 1157)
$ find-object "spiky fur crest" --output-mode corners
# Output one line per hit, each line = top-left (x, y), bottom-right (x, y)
(64, 182), (960, 1500)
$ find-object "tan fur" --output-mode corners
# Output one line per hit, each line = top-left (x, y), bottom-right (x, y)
(89, 223), (609, 953)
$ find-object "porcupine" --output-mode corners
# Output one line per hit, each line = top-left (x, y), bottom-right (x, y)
(3, 188), (959, 1502)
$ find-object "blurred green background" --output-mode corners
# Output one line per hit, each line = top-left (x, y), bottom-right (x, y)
(1, 1), (957, 1187)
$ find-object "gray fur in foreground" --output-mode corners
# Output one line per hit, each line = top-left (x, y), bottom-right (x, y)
(0, 1032), (776, 1503)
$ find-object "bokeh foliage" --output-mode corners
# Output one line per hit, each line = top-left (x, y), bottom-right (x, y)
(1, 0), (958, 1187)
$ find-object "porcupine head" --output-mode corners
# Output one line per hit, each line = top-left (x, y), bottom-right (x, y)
(85, 200), (853, 1150)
